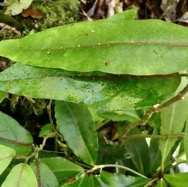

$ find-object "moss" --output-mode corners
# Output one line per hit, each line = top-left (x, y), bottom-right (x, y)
(18, 0), (80, 33)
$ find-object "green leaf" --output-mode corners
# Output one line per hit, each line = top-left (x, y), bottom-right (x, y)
(55, 101), (98, 165)
(149, 139), (161, 175)
(160, 79), (188, 170)
(1, 163), (37, 187)
(184, 118), (188, 162)
(123, 128), (150, 175)
(98, 171), (150, 187)
(4, 0), (33, 16)
(97, 110), (140, 122)
(0, 111), (33, 156)
(0, 145), (15, 175)
(0, 91), (7, 103)
(30, 161), (59, 187)
(0, 10), (187, 75)
(155, 179), (168, 187)
(61, 173), (100, 187)
(164, 173), (188, 187)
(39, 157), (84, 184)
(0, 63), (181, 110)
(96, 143), (125, 165)
(39, 123), (54, 137)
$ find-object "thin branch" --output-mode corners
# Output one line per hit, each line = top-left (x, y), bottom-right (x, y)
(87, 164), (148, 179)
(126, 133), (185, 140)
(119, 84), (188, 146)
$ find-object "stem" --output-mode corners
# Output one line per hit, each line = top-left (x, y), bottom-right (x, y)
(126, 133), (184, 140)
(47, 100), (59, 151)
(88, 164), (148, 179)
(144, 178), (158, 187)
(70, 73), (188, 79)
(119, 84), (188, 146)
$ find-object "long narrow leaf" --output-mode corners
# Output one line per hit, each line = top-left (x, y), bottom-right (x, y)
(160, 79), (188, 170)
(0, 10), (187, 75)
(55, 101), (98, 165)
(0, 63), (181, 110)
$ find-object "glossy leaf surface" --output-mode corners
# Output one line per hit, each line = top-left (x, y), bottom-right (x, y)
(30, 161), (59, 187)
(39, 157), (84, 184)
(160, 79), (188, 170)
(149, 139), (161, 175)
(0, 10), (187, 75)
(155, 179), (167, 187)
(61, 174), (100, 187)
(0, 145), (15, 175)
(0, 111), (33, 156)
(164, 173), (188, 187)
(55, 101), (98, 165)
(98, 171), (150, 187)
(123, 128), (150, 175)
(1, 163), (37, 187)
(0, 63), (181, 110)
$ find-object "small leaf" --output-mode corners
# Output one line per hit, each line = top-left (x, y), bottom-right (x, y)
(55, 101), (98, 165)
(1, 163), (37, 187)
(39, 157), (84, 184)
(0, 63), (181, 110)
(0, 111), (33, 156)
(39, 123), (54, 137)
(0, 91), (7, 103)
(164, 173), (188, 187)
(4, 0), (33, 16)
(30, 161), (59, 187)
(0, 145), (16, 175)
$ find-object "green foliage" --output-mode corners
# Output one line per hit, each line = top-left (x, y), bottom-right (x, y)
(0, 145), (15, 175)
(0, 111), (33, 156)
(0, 10), (187, 74)
(1, 163), (37, 187)
(164, 173), (188, 187)
(0, 63), (181, 110)
(55, 101), (98, 165)
(3, 0), (33, 16)
(0, 91), (7, 103)
(160, 79), (188, 170)
(0, 8), (188, 186)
